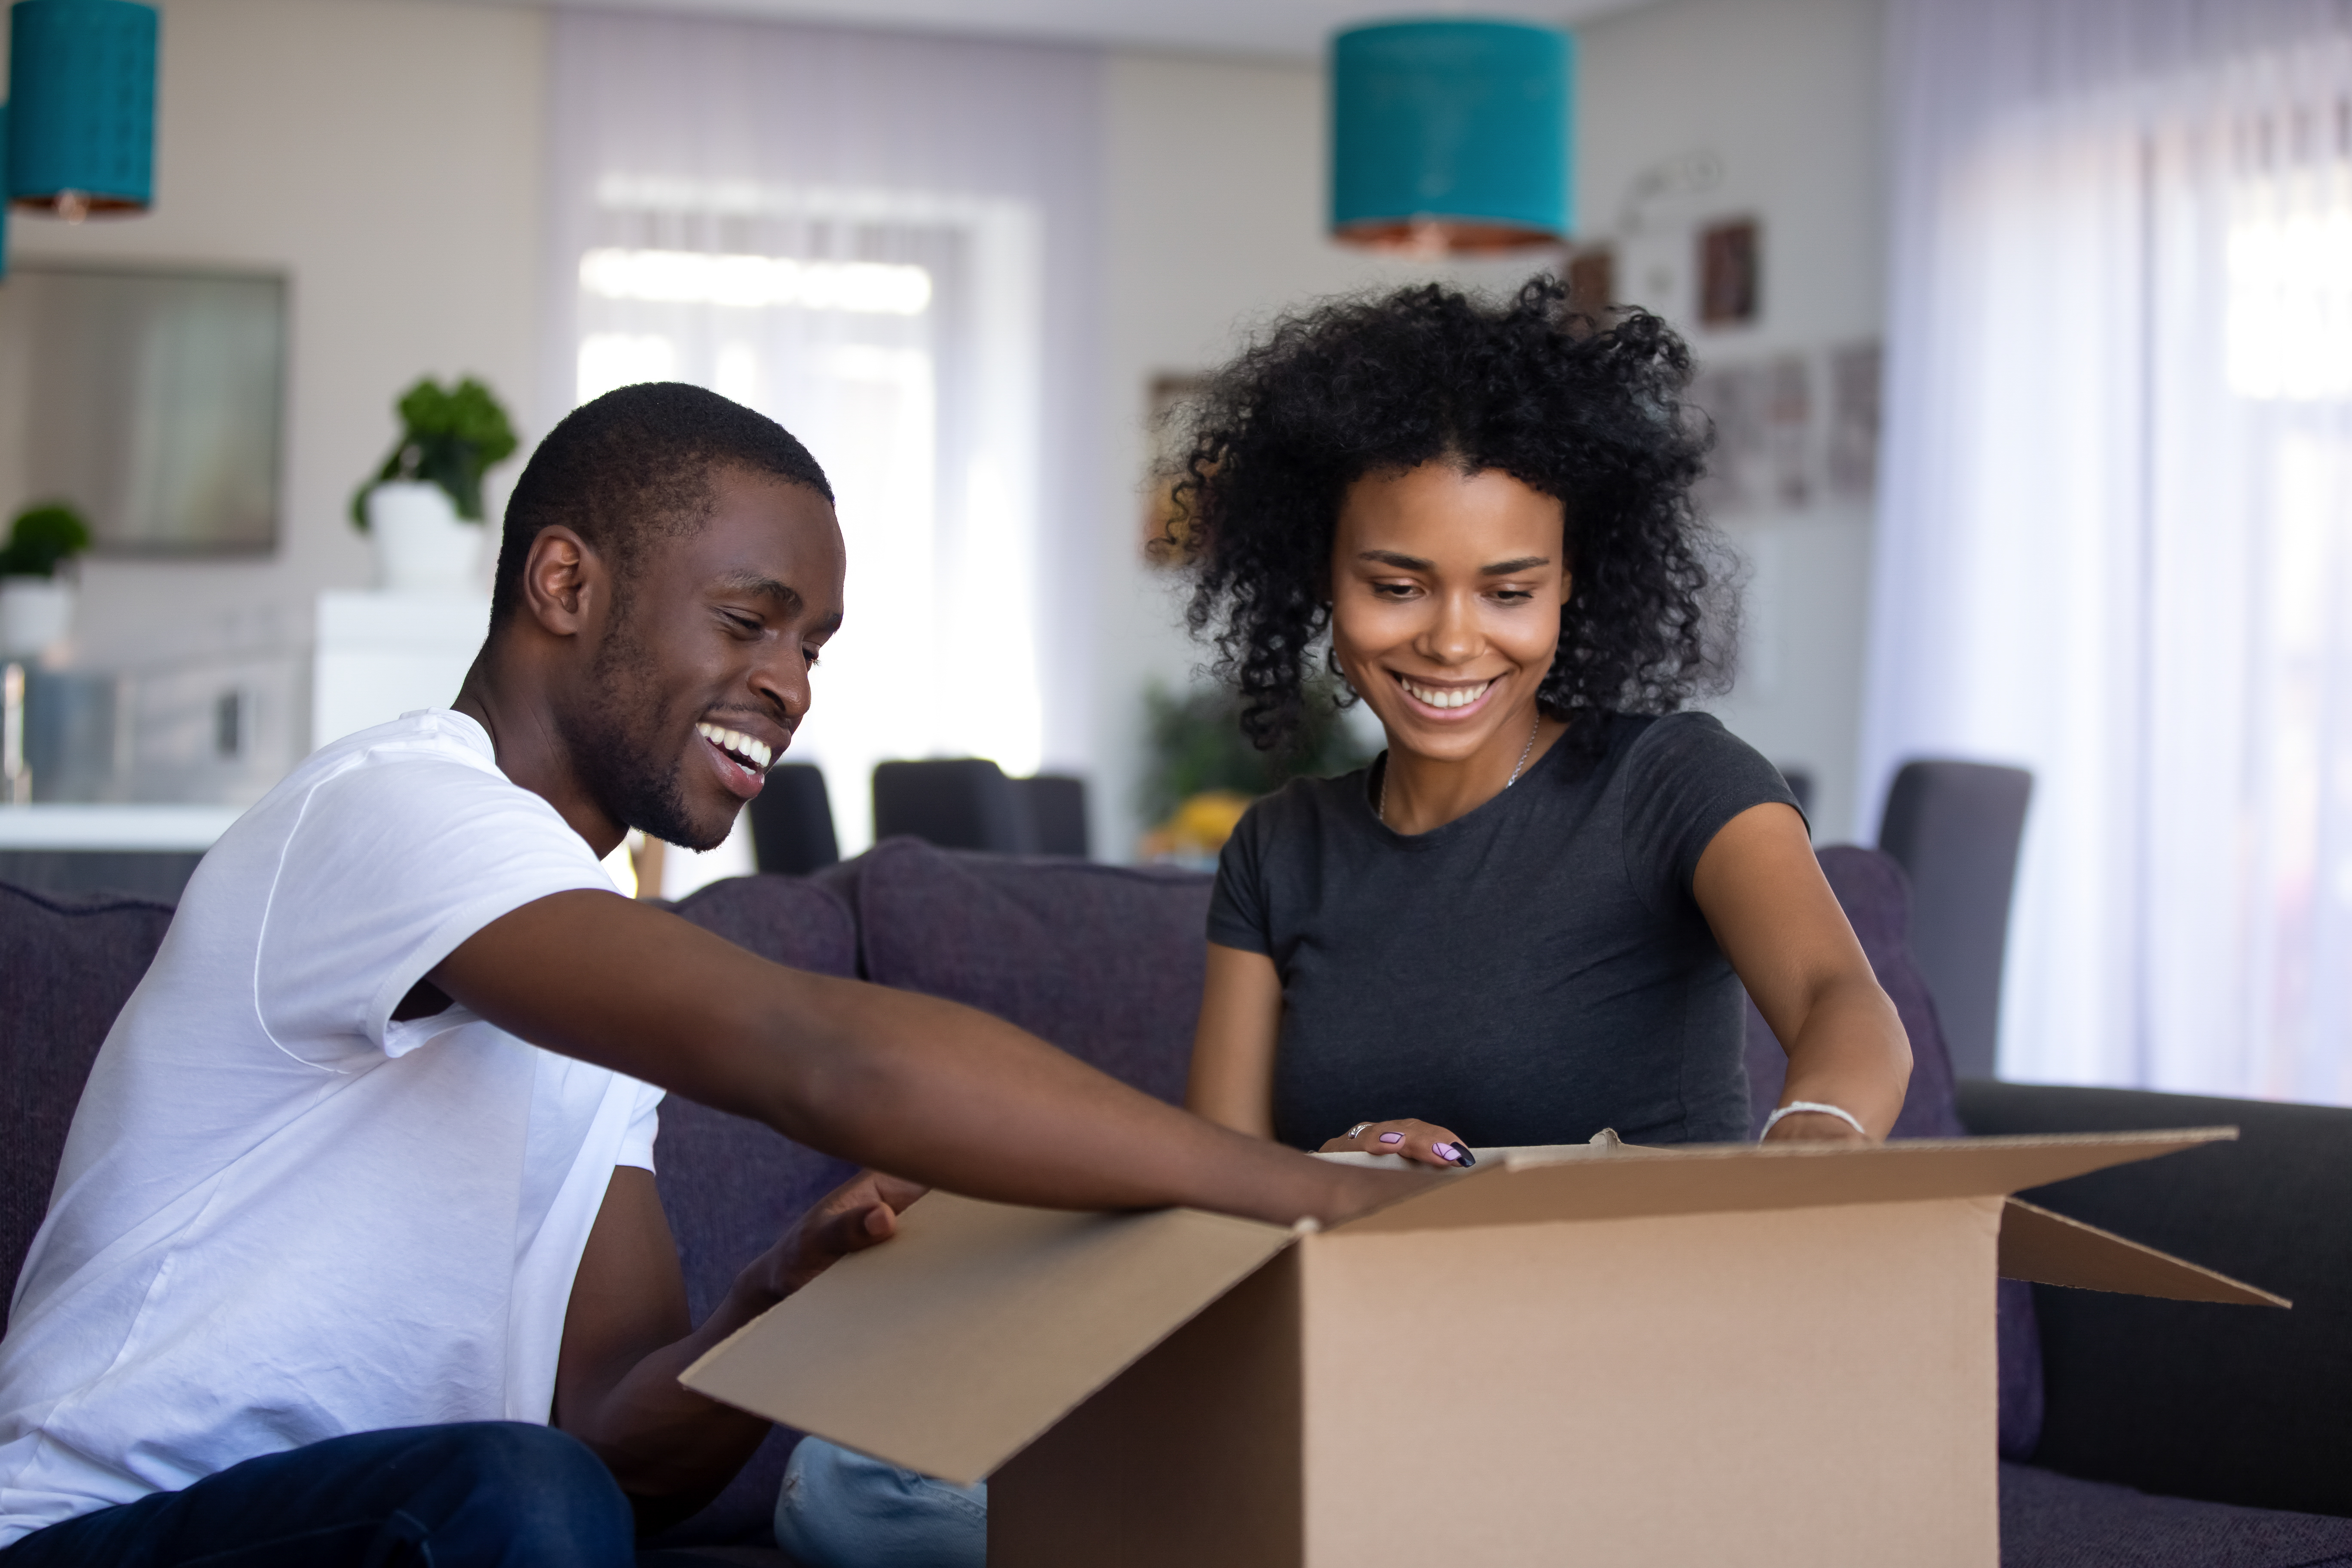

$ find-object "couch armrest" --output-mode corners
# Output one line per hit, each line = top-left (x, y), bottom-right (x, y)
(1957, 1080), (2352, 1519)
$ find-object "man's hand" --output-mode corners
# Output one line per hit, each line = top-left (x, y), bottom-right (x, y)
(554, 1168), (921, 1532)
(743, 1170), (927, 1305)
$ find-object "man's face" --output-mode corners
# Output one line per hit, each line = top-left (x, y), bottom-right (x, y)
(566, 466), (846, 853)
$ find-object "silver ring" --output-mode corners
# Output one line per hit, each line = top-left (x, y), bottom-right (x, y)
(1345, 1121), (1375, 1140)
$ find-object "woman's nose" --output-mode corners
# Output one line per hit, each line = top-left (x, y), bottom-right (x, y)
(1419, 590), (1482, 663)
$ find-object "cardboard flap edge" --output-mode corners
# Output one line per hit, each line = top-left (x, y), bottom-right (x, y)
(1999, 1197), (2288, 1307)
(1326, 1127), (2243, 1234)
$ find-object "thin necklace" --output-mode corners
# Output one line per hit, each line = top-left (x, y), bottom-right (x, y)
(1380, 713), (1543, 827)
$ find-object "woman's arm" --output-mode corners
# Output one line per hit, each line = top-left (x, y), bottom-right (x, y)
(1692, 802), (1914, 1141)
(1185, 942), (1284, 1138)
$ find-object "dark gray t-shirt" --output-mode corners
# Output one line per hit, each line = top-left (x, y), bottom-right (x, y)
(1206, 711), (1796, 1151)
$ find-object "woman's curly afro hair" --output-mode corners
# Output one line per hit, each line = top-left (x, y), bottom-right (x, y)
(1166, 275), (1733, 753)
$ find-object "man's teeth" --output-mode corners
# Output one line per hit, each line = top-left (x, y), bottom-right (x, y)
(1402, 678), (1491, 710)
(695, 721), (772, 772)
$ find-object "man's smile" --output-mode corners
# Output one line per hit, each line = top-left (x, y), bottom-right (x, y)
(695, 720), (778, 798)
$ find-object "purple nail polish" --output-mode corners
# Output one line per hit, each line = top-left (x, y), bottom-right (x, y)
(1378, 1131), (1404, 1145)
(1436, 1142), (1461, 1162)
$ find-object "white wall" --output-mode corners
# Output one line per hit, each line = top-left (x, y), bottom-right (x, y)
(4, 0), (546, 695)
(1577, 0), (1888, 840)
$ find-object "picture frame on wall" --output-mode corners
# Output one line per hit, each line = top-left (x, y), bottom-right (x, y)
(1698, 217), (1760, 328)
(0, 264), (289, 555)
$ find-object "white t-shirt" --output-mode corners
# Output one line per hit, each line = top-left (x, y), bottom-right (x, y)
(0, 710), (665, 1547)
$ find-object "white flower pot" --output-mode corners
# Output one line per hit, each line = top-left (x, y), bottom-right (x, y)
(367, 481), (482, 592)
(0, 576), (74, 659)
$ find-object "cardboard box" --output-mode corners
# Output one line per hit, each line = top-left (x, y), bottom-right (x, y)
(682, 1130), (2283, 1567)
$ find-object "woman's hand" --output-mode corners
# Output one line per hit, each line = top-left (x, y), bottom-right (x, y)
(1318, 1118), (1473, 1167)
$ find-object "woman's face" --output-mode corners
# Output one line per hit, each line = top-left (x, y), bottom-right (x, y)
(1329, 462), (1570, 764)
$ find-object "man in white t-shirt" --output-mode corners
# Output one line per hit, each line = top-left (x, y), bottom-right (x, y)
(0, 384), (1418, 1567)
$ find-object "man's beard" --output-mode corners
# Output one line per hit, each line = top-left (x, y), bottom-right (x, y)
(559, 617), (729, 853)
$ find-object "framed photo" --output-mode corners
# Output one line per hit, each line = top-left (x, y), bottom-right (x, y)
(1568, 244), (1616, 317)
(1698, 218), (1760, 328)
(0, 264), (288, 555)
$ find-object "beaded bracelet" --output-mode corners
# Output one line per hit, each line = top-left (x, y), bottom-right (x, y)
(1759, 1100), (1868, 1139)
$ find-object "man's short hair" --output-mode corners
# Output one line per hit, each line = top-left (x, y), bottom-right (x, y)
(490, 383), (834, 626)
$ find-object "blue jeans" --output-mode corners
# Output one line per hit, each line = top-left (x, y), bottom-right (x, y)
(0, 1421), (636, 1568)
(773, 1437), (985, 1568)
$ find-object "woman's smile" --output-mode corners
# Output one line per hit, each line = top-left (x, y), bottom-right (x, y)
(1392, 671), (1502, 717)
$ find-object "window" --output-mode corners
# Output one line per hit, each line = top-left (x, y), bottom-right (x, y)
(568, 176), (1046, 858)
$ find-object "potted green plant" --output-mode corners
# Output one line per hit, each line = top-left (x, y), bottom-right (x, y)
(1136, 678), (1373, 867)
(0, 501), (93, 659)
(351, 376), (519, 592)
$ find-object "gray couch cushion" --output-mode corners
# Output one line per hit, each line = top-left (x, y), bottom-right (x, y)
(2001, 1461), (2352, 1567)
(0, 882), (177, 1312)
(820, 837), (1211, 1105)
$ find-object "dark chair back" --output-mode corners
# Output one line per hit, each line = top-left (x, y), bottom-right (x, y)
(1014, 774), (1090, 858)
(871, 758), (1038, 854)
(1875, 759), (2033, 1080)
(745, 763), (840, 875)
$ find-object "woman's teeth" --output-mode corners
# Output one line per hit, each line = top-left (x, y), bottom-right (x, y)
(695, 721), (772, 772)
(1402, 678), (1491, 710)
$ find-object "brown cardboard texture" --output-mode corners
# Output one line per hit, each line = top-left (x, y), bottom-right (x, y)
(682, 1130), (2271, 1567)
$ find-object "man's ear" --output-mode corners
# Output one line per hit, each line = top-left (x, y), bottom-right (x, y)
(519, 526), (607, 639)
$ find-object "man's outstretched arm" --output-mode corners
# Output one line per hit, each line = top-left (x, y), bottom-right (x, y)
(430, 888), (1419, 1230)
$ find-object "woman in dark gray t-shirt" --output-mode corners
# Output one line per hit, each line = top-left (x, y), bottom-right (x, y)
(1208, 710), (1796, 1148)
(1169, 279), (1914, 1164)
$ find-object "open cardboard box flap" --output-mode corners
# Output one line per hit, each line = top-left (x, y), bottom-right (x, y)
(680, 1127), (2271, 1485)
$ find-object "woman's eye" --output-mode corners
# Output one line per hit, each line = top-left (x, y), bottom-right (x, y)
(803, 648), (822, 670)
(1371, 581), (1419, 599)
(1493, 588), (1534, 603)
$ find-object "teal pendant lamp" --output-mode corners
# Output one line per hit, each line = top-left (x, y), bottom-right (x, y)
(8, 0), (158, 219)
(1331, 18), (1573, 254)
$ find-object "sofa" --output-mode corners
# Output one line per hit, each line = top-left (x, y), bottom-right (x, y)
(4, 838), (2350, 1566)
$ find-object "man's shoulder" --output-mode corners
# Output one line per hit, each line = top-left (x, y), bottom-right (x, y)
(267, 712), (516, 816)
(306, 708), (500, 778)
(211, 710), (581, 884)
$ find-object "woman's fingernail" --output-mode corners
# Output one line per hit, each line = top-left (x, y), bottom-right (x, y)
(1378, 1131), (1404, 1145)
(1435, 1142), (1460, 1161)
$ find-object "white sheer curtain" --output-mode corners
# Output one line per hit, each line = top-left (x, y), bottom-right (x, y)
(1865, 0), (2352, 1100)
(544, 15), (1102, 864)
